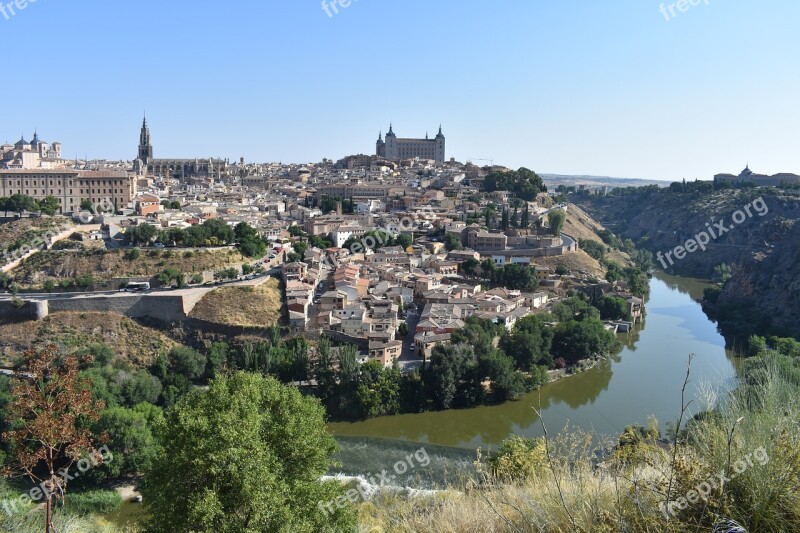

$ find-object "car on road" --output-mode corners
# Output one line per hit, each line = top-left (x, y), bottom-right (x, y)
(153, 243), (165, 249)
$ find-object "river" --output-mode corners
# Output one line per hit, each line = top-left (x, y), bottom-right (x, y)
(328, 273), (739, 480)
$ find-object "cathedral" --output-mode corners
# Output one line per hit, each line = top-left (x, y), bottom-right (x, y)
(134, 116), (228, 179)
(376, 124), (445, 163)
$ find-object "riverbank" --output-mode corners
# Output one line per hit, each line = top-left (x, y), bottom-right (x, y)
(329, 273), (737, 452)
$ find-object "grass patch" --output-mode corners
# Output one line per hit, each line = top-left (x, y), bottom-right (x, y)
(63, 490), (122, 516)
(189, 278), (282, 328)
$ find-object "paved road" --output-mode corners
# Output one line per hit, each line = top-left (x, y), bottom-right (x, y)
(397, 309), (423, 373)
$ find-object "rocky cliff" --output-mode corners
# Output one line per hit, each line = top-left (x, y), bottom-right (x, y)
(576, 188), (800, 337)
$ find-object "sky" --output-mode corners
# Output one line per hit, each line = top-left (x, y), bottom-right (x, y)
(1, 0), (799, 181)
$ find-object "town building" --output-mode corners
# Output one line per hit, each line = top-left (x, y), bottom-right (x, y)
(1, 132), (63, 169)
(0, 169), (137, 214)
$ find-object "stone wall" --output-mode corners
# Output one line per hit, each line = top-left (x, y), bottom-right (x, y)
(45, 293), (193, 322)
(0, 299), (49, 321)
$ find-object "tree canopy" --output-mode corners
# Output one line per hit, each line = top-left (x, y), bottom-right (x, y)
(484, 167), (547, 201)
(139, 373), (356, 532)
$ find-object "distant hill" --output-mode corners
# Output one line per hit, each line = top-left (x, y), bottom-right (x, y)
(541, 174), (672, 189)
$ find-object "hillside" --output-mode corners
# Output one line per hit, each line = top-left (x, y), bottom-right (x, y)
(0, 311), (179, 366)
(189, 278), (282, 328)
(576, 188), (800, 337)
(0, 216), (73, 269)
(532, 203), (634, 280)
(11, 246), (247, 288)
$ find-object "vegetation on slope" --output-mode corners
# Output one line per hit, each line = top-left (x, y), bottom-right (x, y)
(11, 247), (247, 288)
(0, 312), (179, 367)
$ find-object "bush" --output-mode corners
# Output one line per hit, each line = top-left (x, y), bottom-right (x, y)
(480, 435), (548, 483)
(62, 489), (122, 515)
(168, 346), (207, 380)
(124, 247), (141, 260)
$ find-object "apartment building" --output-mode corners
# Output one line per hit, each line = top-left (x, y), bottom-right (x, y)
(0, 169), (137, 214)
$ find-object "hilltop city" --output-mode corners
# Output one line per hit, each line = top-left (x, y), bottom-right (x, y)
(0, 118), (655, 369)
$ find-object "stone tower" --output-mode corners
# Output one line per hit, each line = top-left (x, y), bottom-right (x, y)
(435, 125), (445, 164)
(138, 115), (153, 165)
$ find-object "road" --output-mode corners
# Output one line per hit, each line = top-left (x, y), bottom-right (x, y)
(397, 308), (423, 373)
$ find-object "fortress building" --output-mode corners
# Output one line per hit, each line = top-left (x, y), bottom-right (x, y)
(376, 124), (445, 164)
(714, 165), (800, 187)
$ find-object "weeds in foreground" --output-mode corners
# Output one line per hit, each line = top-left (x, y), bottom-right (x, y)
(359, 358), (800, 532)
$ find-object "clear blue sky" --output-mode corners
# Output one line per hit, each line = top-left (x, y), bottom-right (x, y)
(2, 0), (798, 180)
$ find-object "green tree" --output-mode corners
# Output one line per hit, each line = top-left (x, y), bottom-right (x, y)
(398, 322), (409, 337)
(445, 233), (463, 251)
(90, 406), (161, 480)
(168, 346), (207, 381)
(549, 209), (566, 236)
(7, 194), (37, 216)
(552, 318), (617, 364)
(80, 198), (95, 214)
(714, 263), (732, 283)
(395, 233), (413, 249)
(521, 204), (530, 228)
(461, 258), (479, 277)
(139, 373), (357, 532)
(36, 196), (61, 216)
(501, 315), (555, 370)
(128, 224), (157, 245)
(206, 342), (229, 377)
(121, 370), (163, 406)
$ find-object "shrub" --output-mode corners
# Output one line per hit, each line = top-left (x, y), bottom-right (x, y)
(479, 435), (548, 483)
(124, 247), (142, 260)
(62, 489), (122, 515)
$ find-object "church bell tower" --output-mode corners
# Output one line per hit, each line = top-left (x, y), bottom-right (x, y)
(138, 115), (153, 165)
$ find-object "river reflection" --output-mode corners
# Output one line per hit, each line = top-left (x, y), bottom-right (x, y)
(329, 273), (739, 450)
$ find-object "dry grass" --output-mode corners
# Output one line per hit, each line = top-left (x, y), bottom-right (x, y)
(535, 252), (606, 279)
(0, 311), (178, 366)
(189, 278), (282, 328)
